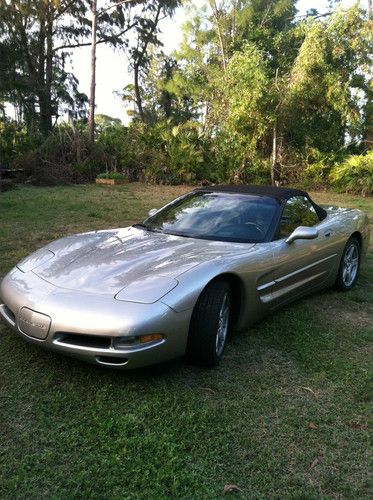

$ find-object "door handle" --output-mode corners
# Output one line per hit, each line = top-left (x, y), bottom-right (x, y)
(324, 231), (331, 238)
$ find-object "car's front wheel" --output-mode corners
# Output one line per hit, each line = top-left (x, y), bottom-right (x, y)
(186, 280), (231, 367)
(335, 237), (361, 291)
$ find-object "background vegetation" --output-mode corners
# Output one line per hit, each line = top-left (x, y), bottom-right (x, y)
(0, 1), (372, 193)
(0, 184), (372, 499)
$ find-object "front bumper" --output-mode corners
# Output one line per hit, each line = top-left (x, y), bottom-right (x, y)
(0, 268), (192, 369)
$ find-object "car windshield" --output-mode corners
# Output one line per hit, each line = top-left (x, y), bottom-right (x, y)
(139, 192), (279, 243)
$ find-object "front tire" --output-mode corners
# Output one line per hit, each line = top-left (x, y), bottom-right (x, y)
(186, 280), (231, 367)
(335, 237), (361, 291)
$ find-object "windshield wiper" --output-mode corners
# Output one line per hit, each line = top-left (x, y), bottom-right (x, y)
(164, 231), (198, 239)
(132, 223), (163, 233)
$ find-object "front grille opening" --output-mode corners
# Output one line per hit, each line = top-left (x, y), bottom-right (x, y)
(55, 333), (111, 349)
(1, 304), (16, 324)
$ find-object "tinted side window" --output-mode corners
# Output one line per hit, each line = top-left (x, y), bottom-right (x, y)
(279, 196), (319, 238)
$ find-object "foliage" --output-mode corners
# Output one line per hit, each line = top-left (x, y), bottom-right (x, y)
(330, 152), (373, 196)
(282, 6), (373, 153)
(296, 150), (343, 190)
(125, 0), (181, 122)
(0, 119), (41, 166)
(0, 1), (91, 135)
(0, 1), (179, 136)
(1, 1), (373, 190)
(167, 1), (372, 184)
(96, 171), (126, 180)
(145, 120), (206, 183)
(95, 114), (122, 132)
(211, 43), (270, 176)
(12, 124), (103, 184)
(11, 119), (209, 185)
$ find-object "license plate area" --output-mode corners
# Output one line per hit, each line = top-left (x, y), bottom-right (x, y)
(18, 307), (51, 340)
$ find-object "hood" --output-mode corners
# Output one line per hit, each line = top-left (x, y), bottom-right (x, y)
(28, 227), (254, 296)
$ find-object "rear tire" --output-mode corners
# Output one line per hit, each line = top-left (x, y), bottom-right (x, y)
(186, 280), (231, 367)
(335, 237), (361, 291)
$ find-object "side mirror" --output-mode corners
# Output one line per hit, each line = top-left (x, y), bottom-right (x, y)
(148, 208), (158, 217)
(285, 226), (319, 245)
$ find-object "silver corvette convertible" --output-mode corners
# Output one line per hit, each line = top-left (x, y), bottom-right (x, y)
(0, 185), (370, 369)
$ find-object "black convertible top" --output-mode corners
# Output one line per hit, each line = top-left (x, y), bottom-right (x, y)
(195, 184), (327, 220)
(196, 184), (308, 200)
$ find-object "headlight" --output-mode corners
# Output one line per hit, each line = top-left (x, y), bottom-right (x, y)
(17, 249), (55, 273)
(115, 276), (178, 303)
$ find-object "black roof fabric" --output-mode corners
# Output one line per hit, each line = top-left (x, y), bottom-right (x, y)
(195, 184), (327, 220)
(195, 184), (308, 200)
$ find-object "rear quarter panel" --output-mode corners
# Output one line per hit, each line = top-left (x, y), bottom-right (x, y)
(323, 206), (370, 259)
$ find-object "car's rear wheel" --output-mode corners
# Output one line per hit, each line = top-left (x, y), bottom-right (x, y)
(186, 280), (231, 367)
(335, 237), (361, 291)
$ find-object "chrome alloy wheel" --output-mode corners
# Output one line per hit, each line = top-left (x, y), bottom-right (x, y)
(342, 243), (359, 287)
(215, 293), (230, 356)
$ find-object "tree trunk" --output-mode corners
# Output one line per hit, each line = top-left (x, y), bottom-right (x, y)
(271, 119), (277, 186)
(231, 0), (237, 47)
(131, 3), (162, 122)
(38, 94), (53, 136)
(210, 1), (227, 71)
(363, 83), (373, 150)
(34, 7), (52, 136)
(134, 63), (145, 121)
(368, 0), (372, 19)
(40, 4), (54, 136)
(271, 68), (282, 186)
(88, 0), (98, 144)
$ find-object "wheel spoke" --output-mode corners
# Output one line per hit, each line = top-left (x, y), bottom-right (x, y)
(343, 267), (348, 281)
(216, 293), (229, 356)
(220, 305), (229, 318)
(346, 246), (354, 261)
(346, 268), (351, 283)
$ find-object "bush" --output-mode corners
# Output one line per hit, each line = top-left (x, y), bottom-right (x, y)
(275, 149), (349, 190)
(142, 121), (207, 184)
(96, 172), (126, 180)
(116, 120), (209, 185)
(329, 152), (373, 196)
(0, 119), (41, 167)
(14, 125), (104, 184)
(10, 117), (371, 192)
(301, 150), (343, 190)
(210, 130), (271, 185)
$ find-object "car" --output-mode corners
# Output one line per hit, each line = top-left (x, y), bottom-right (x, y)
(0, 185), (370, 369)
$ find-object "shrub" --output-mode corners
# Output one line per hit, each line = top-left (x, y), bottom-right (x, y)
(276, 149), (348, 190)
(301, 150), (343, 190)
(137, 120), (208, 185)
(0, 119), (41, 166)
(329, 152), (373, 196)
(96, 172), (126, 180)
(14, 125), (104, 184)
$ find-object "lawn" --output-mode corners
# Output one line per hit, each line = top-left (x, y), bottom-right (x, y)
(0, 184), (372, 499)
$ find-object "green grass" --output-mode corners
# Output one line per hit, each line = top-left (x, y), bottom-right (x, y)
(0, 184), (372, 499)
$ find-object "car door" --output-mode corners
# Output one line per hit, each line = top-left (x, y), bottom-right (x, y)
(269, 196), (339, 307)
